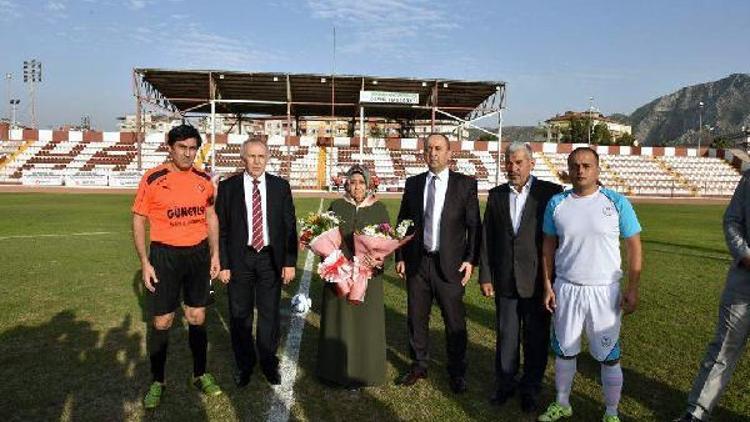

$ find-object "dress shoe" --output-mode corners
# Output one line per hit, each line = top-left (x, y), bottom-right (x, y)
(262, 366), (282, 385)
(449, 376), (467, 394)
(490, 389), (515, 406)
(397, 369), (427, 386)
(234, 370), (251, 388)
(520, 393), (539, 413)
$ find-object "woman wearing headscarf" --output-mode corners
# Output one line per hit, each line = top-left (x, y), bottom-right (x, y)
(316, 164), (390, 388)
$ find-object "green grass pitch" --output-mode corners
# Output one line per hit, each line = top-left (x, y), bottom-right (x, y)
(0, 193), (748, 421)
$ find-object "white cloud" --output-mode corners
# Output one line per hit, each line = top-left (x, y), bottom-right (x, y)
(124, 22), (282, 70)
(0, 0), (21, 20)
(168, 27), (282, 69)
(44, 0), (69, 22)
(305, 0), (459, 57)
(308, 0), (447, 26)
(46, 1), (66, 11)
(127, 0), (147, 10)
(126, 0), (177, 10)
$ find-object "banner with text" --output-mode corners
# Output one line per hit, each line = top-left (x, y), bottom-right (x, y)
(109, 171), (143, 187)
(65, 173), (109, 187)
(22, 172), (64, 186)
(360, 91), (419, 105)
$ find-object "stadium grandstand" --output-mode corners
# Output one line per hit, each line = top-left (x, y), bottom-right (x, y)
(0, 68), (747, 197)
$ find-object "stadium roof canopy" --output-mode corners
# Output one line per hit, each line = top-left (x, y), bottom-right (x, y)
(133, 68), (505, 121)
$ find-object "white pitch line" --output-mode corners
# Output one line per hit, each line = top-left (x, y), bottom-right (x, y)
(0, 231), (114, 241)
(213, 307), (230, 334)
(265, 198), (323, 422)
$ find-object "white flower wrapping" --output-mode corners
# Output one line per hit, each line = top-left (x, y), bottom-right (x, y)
(361, 225), (387, 238)
(298, 210), (341, 232)
(359, 219), (414, 239)
(395, 220), (414, 239)
(320, 211), (341, 225)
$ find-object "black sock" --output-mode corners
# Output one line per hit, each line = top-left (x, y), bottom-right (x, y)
(149, 328), (169, 383)
(189, 324), (208, 378)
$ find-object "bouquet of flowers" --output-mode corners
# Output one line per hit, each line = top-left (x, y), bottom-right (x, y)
(298, 211), (351, 285)
(348, 219), (415, 304)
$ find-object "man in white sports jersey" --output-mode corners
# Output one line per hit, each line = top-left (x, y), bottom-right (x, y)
(537, 147), (642, 422)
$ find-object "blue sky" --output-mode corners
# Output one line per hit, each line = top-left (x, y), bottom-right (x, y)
(1, 0), (748, 130)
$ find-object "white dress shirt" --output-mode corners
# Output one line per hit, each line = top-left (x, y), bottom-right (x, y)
(509, 176), (534, 235)
(244, 171), (270, 247)
(422, 167), (449, 251)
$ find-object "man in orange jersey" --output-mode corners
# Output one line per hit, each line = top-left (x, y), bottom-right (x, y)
(132, 125), (223, 409)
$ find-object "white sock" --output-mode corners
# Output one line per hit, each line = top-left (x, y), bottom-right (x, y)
(555, 357), (577, 407)
(601, 363), (623, 416)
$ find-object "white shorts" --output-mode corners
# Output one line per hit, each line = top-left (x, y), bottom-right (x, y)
(551, 280), (622, 362)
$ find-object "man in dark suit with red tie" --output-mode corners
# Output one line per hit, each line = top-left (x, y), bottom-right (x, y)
(395, 133), (481, 393)
(215, 138), (297, 387)
(479, 142), (562, 413)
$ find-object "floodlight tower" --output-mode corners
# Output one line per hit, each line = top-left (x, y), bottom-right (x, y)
(23, 59), (42, 128)
(5, 73), (11, 122)
(10, 99), (20, 127)
(587, 96), (594, 145)
(698, 101), (704, 152)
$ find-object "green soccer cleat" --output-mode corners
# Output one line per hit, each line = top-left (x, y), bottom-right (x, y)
(143, 382), (164, 410)
(537, 402), (573, 422)
(602, 415), (621, 422)
(192, 373), (223, 397)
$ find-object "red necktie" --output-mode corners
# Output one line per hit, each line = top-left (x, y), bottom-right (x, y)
(251, 179), (264, 252)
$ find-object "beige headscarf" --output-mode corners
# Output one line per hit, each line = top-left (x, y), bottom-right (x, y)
(343, 164), (377, 207)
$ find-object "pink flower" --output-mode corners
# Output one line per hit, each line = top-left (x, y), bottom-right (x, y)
(347, 232), (415, 303)
(378, 222), (392, 234)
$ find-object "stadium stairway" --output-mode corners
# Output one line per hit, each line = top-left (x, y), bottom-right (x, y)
(195, 141), (213, 169)
(317, 146), (326, 188)
(599, 160), (632, 195)
(0, 140), (30, 173)
(652, 156), (696, 195)
(538, 153), (564, 184)
(0, 139), (37, 183)
(727, 148), (750, 172)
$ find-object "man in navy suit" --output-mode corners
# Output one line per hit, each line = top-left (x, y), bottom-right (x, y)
(395, 133), (481, 393)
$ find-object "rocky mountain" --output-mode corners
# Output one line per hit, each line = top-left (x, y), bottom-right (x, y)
(501, 126), (542, 143)
(630, 73), (750, 146)
(607, 113), (631, 125)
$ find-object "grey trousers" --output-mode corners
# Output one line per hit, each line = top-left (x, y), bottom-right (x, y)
(687, 266), (750, 420)
(495, 296), (550, 395)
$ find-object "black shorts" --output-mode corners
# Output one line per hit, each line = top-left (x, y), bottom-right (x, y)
(149, 239), (211, 316)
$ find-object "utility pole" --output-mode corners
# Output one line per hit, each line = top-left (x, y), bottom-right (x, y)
(23, 59), (42, 128)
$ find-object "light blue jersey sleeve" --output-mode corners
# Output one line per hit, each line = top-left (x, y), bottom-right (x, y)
(601, 188), (642, 238)
(543, 191), (568, 236)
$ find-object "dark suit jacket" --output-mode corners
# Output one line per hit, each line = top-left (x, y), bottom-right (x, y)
(478, 178), (562, 298)
(395, 170), (481, 284)
(216, 172), (298, 274)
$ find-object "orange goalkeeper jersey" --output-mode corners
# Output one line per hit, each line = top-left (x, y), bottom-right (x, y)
(132, 164), (215, 247)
